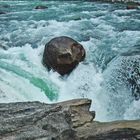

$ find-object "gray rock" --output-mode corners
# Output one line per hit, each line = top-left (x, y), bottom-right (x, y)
(0, 99), (140, 140)
(0, 44), (8, 50)
(0, 99), (94, 140)
(76, 120), (140, 140)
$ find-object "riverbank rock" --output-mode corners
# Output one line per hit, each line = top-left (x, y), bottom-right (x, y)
(0, 99), (140, 140)
(0, 99), (94, 140)
(43, 36), (86, 75)
(76, 119), (140, 140)
(35, 5), (48, 9)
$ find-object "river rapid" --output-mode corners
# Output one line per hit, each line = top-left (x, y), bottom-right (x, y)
(0, 0), (140, 121)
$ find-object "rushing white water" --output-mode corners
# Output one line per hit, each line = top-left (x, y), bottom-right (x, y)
(0, 0), (140, 121)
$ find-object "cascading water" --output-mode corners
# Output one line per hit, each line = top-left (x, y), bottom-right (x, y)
(0, 0), (140, 121)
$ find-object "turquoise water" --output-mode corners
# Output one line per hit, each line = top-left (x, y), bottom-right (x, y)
(0, 0), (140, 121)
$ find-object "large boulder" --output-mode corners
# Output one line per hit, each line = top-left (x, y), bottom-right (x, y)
(43, 36), (86, 75)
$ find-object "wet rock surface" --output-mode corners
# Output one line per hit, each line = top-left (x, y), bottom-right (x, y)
(0, 99), (140, 140)
(43, 36), (86, 75)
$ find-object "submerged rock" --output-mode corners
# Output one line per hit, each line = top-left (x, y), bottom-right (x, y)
(43, 36), (86, 75)
(0, 99), (140, 140)
(0, 4), (10, 8)
(126, 5), (139, 9)
(0, 11), (6, 15)
(35, 5), (48, 9)
(126, 2), (140, 9)
(2, 4), (10, 8)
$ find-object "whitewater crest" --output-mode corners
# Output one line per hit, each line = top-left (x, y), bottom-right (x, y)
(0, 46), (59, 102)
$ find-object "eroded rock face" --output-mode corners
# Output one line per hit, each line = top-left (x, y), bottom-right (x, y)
(43, 36), (86, 75)
(57, 99), (94, 128)
(0, 99), (94, 140)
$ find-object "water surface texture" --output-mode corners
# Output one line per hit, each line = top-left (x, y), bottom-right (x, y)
(0, 0), (140, 121)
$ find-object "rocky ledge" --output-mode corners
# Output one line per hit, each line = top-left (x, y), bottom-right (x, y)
(0, 99), (140, 140)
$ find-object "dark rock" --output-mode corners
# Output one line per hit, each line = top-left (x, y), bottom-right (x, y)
(35, 5), (48, 10)
(0, 11), (6, 15)
(2, 4), (10, 8)
(0, 44), (8, 50)
(73, 17), (82, 21)
(126, 1), (140, 6)
(57, 99), (94, 128)
(126, 5), (139, 9)
(43, 36), (86, 75)
(0, 4), (10, 8)
(0, 99), (140, 140)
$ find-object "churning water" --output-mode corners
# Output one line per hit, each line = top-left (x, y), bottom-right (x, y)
(0, 0), (140, 121)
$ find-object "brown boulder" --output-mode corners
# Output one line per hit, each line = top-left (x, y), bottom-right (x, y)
(43, 36), (86, 75)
